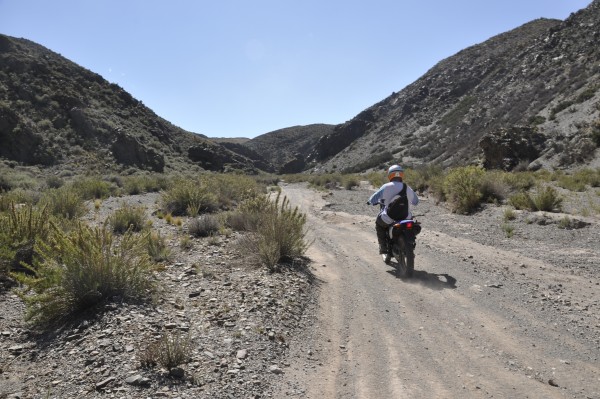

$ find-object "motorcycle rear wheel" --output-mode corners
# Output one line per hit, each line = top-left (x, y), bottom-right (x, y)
(394, 239), (415, 278)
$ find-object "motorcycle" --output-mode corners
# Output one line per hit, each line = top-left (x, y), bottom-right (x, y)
(383, 219), (421, 278)
(379, 201), (421, 277)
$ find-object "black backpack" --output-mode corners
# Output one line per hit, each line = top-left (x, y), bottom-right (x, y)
(386, 184), (409, 220)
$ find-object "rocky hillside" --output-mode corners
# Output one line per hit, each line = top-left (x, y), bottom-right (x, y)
(0, 34), (262, 174)
(242, 124), (335, 173)
(305, 0), (600, 172)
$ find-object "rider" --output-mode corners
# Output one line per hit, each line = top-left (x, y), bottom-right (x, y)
(366, 165), (419, 255)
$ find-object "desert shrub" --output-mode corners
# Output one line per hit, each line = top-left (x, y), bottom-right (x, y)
(107, 203), (148, 233)
(12, 224), (154, 326)
(503, 208), (517, 221)
(0, 205), (52, 275)
(442, 166), (485, 214)
(0, 167), (39, 191)
(508, 192), (534, 210)
(237, 193), (308, 271)
(71, 177), (113, 200)
(207, 174), (261, 208)
(480, 171), (509, 203)
(531, 186), (562, 212)
(147, 231), (171, 262)
(501, 223), (515, 238)
(160, 179), (218, 216)
(501, 172), (536, 191)
(45, 175), (65, 189)
(39, 186), (86, 220)
(140, 331), (191, 369)
(307, 173), (343, 190)
(188, 214), (220, 237)
(0, 189), (38, 213)
(364, 171), (386, 188)
(224, 210), (255, 232)
(404, 165), (444, 193)
(342, 174), (360, 190)
(122, 174), (171, 195)
(556, 168), (600, 191)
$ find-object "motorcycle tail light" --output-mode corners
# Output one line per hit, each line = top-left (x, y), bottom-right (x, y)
(405, 222), (413, 229)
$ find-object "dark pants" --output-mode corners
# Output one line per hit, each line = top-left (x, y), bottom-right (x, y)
(375, 215), (390, 253)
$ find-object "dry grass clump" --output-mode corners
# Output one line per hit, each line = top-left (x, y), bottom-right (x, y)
(188, 214), (220, 237)
(39, 186), (86, 220)
(140, 331), (191, 370)
(12, 224), (154, 326)
(107, 203), (148, 233)
(160, 179), (218, 216)
(0, 205), (52, 275)
(509, 185), (563, 212)
(121, 174), (171, 195)
(236, 193), (309, 271)
(71, 177), (114, 200)
(147, 231), (171, 262)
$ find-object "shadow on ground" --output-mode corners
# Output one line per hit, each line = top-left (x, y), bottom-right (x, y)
(385, 268), (457, 290)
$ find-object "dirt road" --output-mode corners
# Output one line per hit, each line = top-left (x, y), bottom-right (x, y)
(272, 184), (599, 399)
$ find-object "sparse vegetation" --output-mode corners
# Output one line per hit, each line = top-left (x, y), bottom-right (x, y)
(140, 331), (191, 369)
(237, 193), (308, 271)
(188, 214), (220, 237)
(12, 224), (154, 326)
(107, 203), (148, 233)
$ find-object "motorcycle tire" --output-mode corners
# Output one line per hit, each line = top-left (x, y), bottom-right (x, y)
(394, 238), (415, 278)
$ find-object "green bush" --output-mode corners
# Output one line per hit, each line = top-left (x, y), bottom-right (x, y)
(107, 203), (148, 233)
(122, 174), (171, 195)
(0, 205), (52, 275)
(531, 186), (562, 212)
(556, 169), (600, 191)
(508, 192), (535, 210)
(404, 165), (444, 193)
(13, 224), (154, 326)
(501, 223), (515, 238)
(71, 177), (113, 200)
(39, 186), (86, 220)
(160, 179), (218, 216)
(207, 174), (261, 208)
(501, 171), (536, 191)
(0, 189), (38, 213)
(442, 166), (485, 214)
(503, 208), (517, 221)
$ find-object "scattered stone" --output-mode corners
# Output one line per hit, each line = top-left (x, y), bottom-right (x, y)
(125, 374), (150, 386)
(237, 349), (248, 360)
(95, 376), (116, 390)
(170, 367), (185, 379)
(268, 365), (284, 374)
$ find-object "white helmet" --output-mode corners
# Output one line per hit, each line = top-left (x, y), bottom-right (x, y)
(387, 164), (404, 181)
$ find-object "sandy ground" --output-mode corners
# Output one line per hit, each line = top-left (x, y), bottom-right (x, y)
(271, 183), (599, 399)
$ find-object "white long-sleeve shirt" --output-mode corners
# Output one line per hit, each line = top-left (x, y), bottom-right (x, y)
(368, 181), (419, 223)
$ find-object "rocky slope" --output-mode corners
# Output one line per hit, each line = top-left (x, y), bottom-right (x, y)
(242, 124), (335, 173)
(305, 0), (600, 172)
(0, 34), (262, 174)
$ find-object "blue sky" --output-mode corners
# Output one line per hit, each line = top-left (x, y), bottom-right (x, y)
(0, 1), (593, 138)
